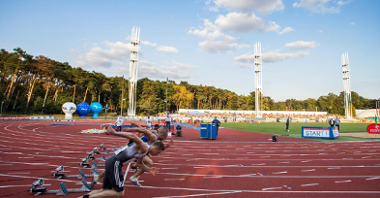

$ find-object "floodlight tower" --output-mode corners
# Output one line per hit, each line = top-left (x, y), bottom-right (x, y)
(254, 42), (263, 118)
(341, 53), (352, 119)
(127, 26), (140, 117)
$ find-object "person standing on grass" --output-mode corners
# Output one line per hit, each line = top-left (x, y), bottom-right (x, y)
(335, 117), (340, 131)
(285, 117), (290, 132)
(329, 118), (335, 127)
(115, 116), (123, 132)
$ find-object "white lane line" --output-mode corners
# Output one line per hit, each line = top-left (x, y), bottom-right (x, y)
(362, 156), (371, 159)
(301, 160), (312, 163)
(301, 169), (316, 172)
(0, 184), (51, 188)
(335, 180), (352, 183)
(152, 191), (242, 198)
(164, 178), (185, 181)
(193, 167), (205, 169)
(278, 162), (290, 164)
(262, 187), (283, 191)
(251, 163), (265, 165)
(366, 177), (380, 180)
(300, 183), (319, 187)
(204, 176), (223, 179)
(6, 172), (30, 174)
(328, 167), (341, 169)
(272, 171), (287, 175)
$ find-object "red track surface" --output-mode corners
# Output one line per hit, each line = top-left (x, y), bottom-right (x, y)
(0, 121), (379, 198)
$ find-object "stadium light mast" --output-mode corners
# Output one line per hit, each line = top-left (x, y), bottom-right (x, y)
(128, 26), (140, 117)
(341, 53), (352, 119)
(255, 42), (263, 118)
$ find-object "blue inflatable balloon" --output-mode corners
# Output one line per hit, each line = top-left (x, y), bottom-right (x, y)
(90, 102), (103, 119)
(77, 102), (91, 118)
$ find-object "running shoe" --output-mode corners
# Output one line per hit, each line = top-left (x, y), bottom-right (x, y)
(129, 176), (141, 187)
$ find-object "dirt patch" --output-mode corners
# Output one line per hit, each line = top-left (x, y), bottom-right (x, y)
(340, 132), (380, 139)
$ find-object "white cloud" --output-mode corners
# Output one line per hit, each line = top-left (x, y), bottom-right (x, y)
(350, 22), (355, 25)
(77, 41), (132, 68)
(213, 0), (284, 15)
(337, 0), (352, 5)
(234, 51), (310, 64)
(141, 40), (157, 47)
(285, 41), (319, 49)
(279, 27), (295, 34)
(215, 12), (280, 33)
(206, 0), (220, 12)
(293, 0), (340, 13)
(156, 46), (179, 54)
(187, 19), (237, 41)
(199, 40), (250, 53)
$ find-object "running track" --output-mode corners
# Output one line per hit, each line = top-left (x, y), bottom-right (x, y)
(0, 121), (379, 198)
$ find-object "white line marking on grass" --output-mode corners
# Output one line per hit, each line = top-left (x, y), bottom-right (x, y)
(366, 177), (380, 180)
(152, 191), (242, 198)
(278, 162), (290, 164)
(362, 156), (371, 159)
(301, 183), (319, 187)
(335, 180), (351, 183)
(301, 160), (312, 163)
(328, 167), (341, 169)
(272, 171), (287, 175)
(164, 178), (185, 181)
(301, 169), (315, 172)
(193, 167), (206, 169)
(262, 187), (283, 191)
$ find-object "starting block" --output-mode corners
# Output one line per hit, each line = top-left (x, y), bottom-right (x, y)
(30, 179), (90, 196)
(53, 166), (99, 180)
(91, 160), (105, 168)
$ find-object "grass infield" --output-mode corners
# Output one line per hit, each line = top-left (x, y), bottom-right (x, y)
(221, 122), (378, 142)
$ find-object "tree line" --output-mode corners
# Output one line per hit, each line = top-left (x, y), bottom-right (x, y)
(0, 48), (377, 116)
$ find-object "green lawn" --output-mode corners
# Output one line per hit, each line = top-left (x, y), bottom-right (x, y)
(221, 122), (378, 142)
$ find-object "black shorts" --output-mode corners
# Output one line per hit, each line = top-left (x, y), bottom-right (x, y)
(103, 155), (124, 192)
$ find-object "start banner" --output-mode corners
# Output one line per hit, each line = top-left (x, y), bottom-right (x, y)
(302, 126), (340, 139)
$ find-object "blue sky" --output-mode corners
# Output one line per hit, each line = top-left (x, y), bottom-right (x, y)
(1, 0), (379, 102)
